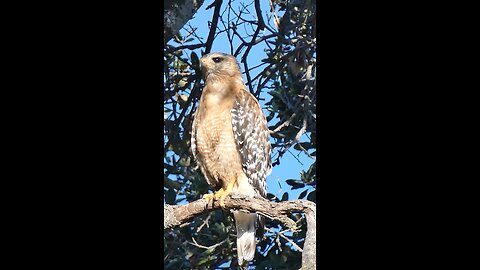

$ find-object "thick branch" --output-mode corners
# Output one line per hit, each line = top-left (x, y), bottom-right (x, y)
(164, 0), (206, 43)
(164, 194), (316, 269)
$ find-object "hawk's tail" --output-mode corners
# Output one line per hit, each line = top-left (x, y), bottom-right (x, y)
(234, 211), (257, 266)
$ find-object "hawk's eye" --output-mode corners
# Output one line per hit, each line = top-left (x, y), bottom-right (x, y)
(212, 57), (222, 63)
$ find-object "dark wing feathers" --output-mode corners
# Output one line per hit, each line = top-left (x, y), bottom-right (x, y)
(231, 89), (271, 198)
(231, 89), (272, 239)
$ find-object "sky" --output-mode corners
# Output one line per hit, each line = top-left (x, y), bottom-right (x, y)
(171, 0), (315, 201)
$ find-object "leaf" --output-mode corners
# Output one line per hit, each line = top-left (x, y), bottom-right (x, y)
(298, 189), (308, 199)
(281, 192), (289, 201)
(178, 94), (189, 108)
(285, 179), (298, 186)
(266, 112), (275, 122)
(165, 188), (176, 204)
(291, 183), (305, 190)
(178, 156), (190, 167)
(307, 190), (316, 202)
(164, 176), (182, 190)
(190, 51), (199, 68)
(268, 90), (283, 100)
(293, 142), (313, 151)
(286, 179), (305, 190)
(173, 33), (182, 44)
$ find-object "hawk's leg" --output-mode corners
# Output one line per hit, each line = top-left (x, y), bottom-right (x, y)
(202, 192), (218, 205)
(202, 181), (235, 208)
(217, 180), (235, 207)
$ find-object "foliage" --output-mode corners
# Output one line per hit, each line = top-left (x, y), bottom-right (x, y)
(164, 0), (316, 268)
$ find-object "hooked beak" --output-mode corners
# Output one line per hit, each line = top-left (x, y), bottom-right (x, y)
(200, 58), (207, 68)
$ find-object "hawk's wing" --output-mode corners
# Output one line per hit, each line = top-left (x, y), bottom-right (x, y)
(231, 89), (272, 238)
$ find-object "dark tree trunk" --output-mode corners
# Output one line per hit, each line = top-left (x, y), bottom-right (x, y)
(164, 0), (206, 43)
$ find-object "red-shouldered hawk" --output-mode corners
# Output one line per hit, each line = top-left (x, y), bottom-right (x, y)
(191, 52), (272, 265)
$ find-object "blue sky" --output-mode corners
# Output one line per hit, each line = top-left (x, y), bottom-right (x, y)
(168, 0), (315, 200)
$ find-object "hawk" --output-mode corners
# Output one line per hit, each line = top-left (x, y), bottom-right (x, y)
(191, 52), (272, 265)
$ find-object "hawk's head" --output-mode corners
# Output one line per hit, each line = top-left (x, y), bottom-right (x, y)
(200, 52), (242, 81)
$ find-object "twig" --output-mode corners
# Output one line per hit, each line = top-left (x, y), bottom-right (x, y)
(265, 227), (303, 252)
(166, 43), (206, 52)
(238, 0), (265, 64)
(273, 112), (297, 132)
(295, 141), (316, 160)
(187, 237), (227, 250)
(164, 78), (201, 152)
(242, 60), (255, 95)
(233, 33), (277, 57)
(197, 213), (212, 232)
(205, 0), (223, 54)
(267, 0), (280, 29)
(294, 116), (308, 142)
(253, 0), (265, 30)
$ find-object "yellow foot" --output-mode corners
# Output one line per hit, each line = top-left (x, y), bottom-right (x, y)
(217, 191), (228, 208)
(202, 193), (216, 203)
(202, 188), (225, 206)
(218, 181), (235, 207)
(202, 181), (236, 208)
(202, 193), (216, 207)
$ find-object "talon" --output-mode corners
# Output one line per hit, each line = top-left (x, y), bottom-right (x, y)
(219, 181), (235, 207)
(219, 196), (227, 208)
(202, 193), (215, 202)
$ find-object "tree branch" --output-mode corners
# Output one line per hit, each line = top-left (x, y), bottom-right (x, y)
(205, 0), (223, 54)
(164, 194), (316, 269)
(164, 0), (206, 43)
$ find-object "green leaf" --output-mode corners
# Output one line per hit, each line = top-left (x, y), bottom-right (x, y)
(285, 179), (305, 190)
(190, 51), (199, 68)
(291, 183), (305, 190)
(268, 90), (283, 99)
(307, 190), (316, 202)
(285, 179), (298, 186)
(164, 177), (182, 190)
(281, 192), (289, 201)
(298, 189), (308, 199)
(286, 179), (305, 190)
(165, 188), (176, 204)
(178, 156), (191, 167)
(293, 142), (313, 151)
(173, 33), (182, 44)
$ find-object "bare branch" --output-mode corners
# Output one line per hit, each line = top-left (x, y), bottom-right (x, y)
(205, 0), (223, 54)
(265, 227), (303, 252)
(187, 236), (227, 250)
(166, 43), (206, 52)
(273, 111), (298, 132)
